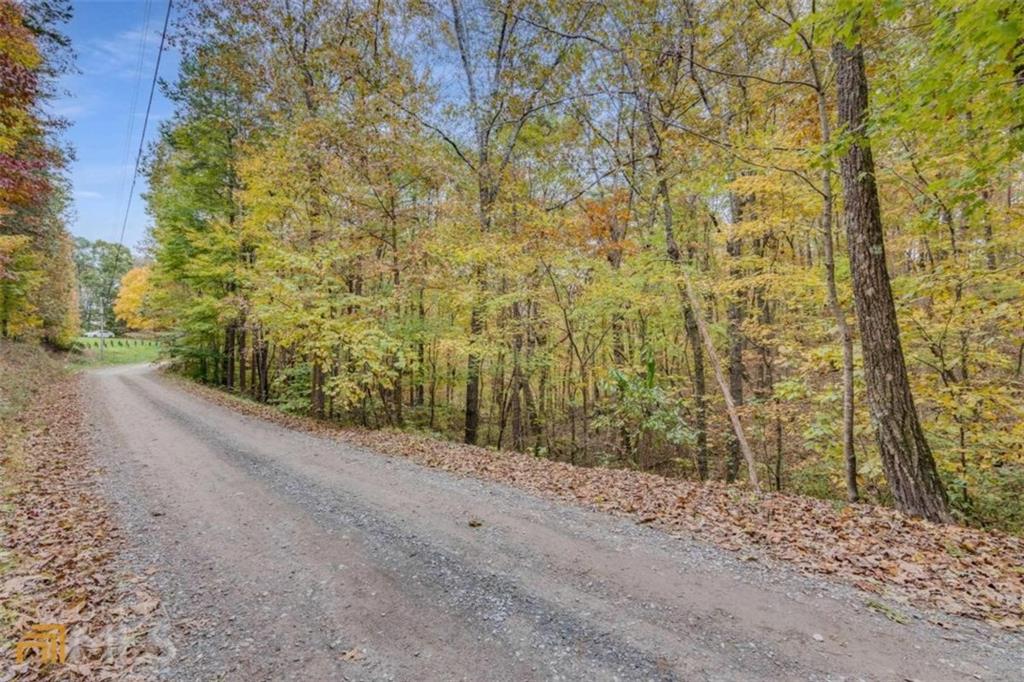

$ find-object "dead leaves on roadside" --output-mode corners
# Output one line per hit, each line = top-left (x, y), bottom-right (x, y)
(1, 348), (168, 680)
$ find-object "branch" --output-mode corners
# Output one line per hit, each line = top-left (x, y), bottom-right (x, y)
(385, 94), (477, 172)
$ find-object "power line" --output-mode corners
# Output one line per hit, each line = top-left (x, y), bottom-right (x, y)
(112, 0), (154, 213)
(100, 0), (172, 330)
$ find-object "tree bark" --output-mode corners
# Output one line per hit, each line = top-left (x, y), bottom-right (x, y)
(237, 324), (247, 395)
(680, 271), (760, 490)
(416, 288), (426, 407)
(254, 328), (270, 403)
(725, 195), (745, 483)
(684, 307), (708, 480)
(643, 119), (712, 481)
(222, 323), (235, 389)
(464, 304), (483, 443)
(822, 180), (858, 503)
(311, 360), (325, 418)
(833, 40), (949, 522)
(809, 47), (858, 502)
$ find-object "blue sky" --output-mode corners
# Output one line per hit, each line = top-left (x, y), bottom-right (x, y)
(54, 1), (179, 252)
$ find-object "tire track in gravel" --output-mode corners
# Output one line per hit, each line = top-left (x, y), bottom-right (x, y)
(86, 364), (1024, 681)
(119, 372), (689, 680)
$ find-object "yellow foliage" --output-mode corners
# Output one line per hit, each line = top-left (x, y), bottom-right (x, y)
(114, 267), (159, 331)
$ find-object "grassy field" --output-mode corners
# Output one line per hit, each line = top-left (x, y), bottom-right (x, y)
(70, 336), (163, 368)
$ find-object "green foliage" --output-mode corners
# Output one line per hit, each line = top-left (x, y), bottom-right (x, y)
(949, 465), (1024, 534)
(0, 1), (77, 346)
(140, 0), (1024, 531)
(594, 360), (697, 468)
(73, 237), (133, 332)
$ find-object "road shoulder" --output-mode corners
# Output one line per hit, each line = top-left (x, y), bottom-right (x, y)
(0, 345), (170, 679)
(171, 372), (1024, 632)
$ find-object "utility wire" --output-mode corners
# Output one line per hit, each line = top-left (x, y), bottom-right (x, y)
(112, 0), (153, 214)
(100, 0), (172, 330)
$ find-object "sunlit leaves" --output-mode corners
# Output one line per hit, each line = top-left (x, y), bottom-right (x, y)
(142, 0), (1024, 529)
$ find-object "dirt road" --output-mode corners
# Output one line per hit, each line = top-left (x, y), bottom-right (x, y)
(84, 364), (1022, 681)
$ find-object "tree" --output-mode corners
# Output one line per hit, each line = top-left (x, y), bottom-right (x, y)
(832, 37), (950, 522)
(0, 0), (77, 346)
(416, 1), (593, 444)
(73, 237), (133, 331)
(113, 266), (158, 331)
(139, 0), (1024, 530)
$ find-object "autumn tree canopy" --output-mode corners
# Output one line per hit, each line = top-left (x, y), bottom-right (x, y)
(0, 0), (77, 346)
(142, 0), (1024, 529)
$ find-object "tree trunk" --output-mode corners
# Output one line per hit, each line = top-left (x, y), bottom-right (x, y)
(393, 366), (403, 426)
(311, 360), (325, 418)
(237, 325), (247, 395)
(684, 307), (708, 480)
(810, 57), (858, 503)
(255, 330), (270, 403)
(464, 304), (483, 444)
(833, 40), (949, 522)
(223, 323), (236, 390)
(635, 86), (716, 482)
(725, 196), (745, 483)
(416, 288), (426, 407)
(607, 204), (634, 464)
(681, 272), (760, 490)
(657, 175), (758, 489)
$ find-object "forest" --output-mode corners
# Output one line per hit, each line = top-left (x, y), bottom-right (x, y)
(122, 0), (1024, 531)
(5, 3), (1024, 676)
(0, 0), (77, 348)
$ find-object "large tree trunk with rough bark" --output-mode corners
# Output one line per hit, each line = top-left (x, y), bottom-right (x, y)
(833, 41), (950, 523)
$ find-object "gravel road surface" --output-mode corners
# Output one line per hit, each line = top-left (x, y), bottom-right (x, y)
(84, 364), (1023, 681)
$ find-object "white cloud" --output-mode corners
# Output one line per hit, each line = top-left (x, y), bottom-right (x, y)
(74, 190), (104, 200)
(82, 21), (163, 80)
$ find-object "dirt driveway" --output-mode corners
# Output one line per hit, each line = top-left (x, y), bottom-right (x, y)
(85, 364), (1023, 681)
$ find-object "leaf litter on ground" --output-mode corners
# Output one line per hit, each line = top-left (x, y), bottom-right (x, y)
(0, 344), (169, 680)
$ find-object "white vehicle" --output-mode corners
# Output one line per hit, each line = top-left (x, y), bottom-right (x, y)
(84, 330), (115, 338)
